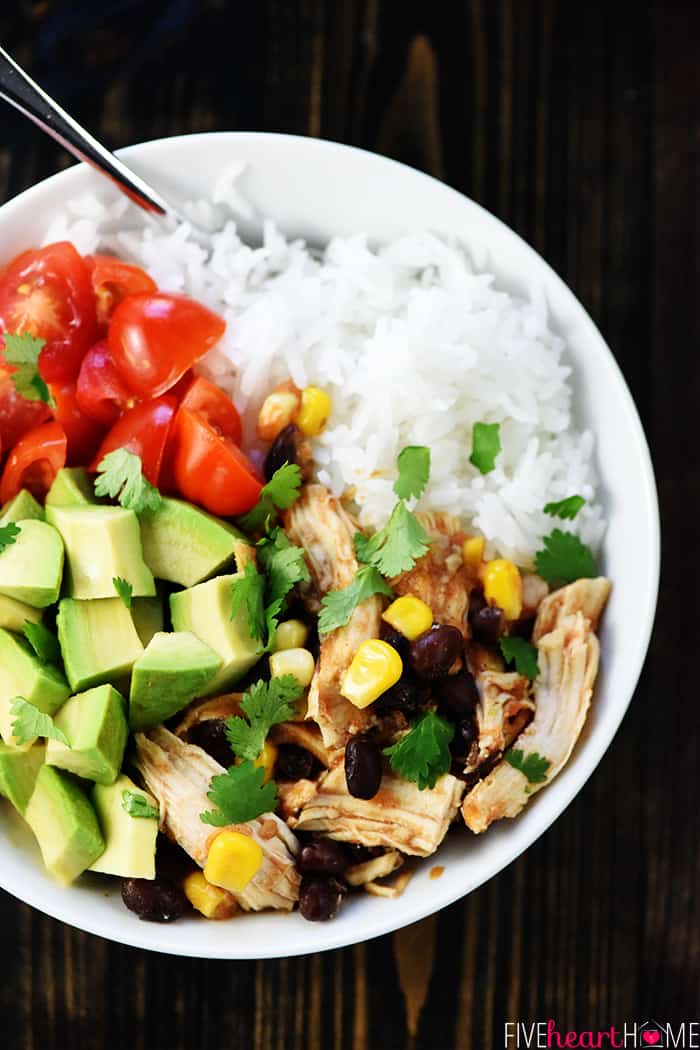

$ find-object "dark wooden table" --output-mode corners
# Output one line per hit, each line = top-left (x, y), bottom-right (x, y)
(0, 2), (693, 1047)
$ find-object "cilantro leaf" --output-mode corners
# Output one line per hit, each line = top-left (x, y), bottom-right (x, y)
(230, 561), (267, 643)
(22, 620), (61, 665)
(225, 676), (302, 761)
(257, 528), (310, 606)
(200, 760), (278, 826)
(0, 521), (21, 554)
(535, 528), (597, 586)
(94, 448), (162, 513)
(354, 501), (431, 578)
(113, 576), (133, 609)
(239, 463), (302, 533)
(318, 564), (394, 635)
(10, 697), (68, 747)
(505, 749), (550, 784)
(121, 790), (159, 819)
(470, 421), (501, 474)
(544, 495), (586, 521)
(383, 710), (454, 790)
(499, 636), (539, 680)
(394, 445), (431, 501)
(2, 332), (53, 406)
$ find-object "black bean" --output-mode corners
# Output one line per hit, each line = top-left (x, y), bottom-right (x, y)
(409, 625), (464, 680)
(297, 838), (349, 876)
(275, 744), (316, 782)
(121, 877), (189, 923)
(468, 590), (504, 644)
(184, 720), (233, 769)
(379, 623), (410, 659)
(434, 671), (479, 719)
(449, 718), (478, 760)
(374, 672), (431, 716)
(344, 734), (383, 800)
(299, 875), (347, 921)
(264, 424), (299, 480)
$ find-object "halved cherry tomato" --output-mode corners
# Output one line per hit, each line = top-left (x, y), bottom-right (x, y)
(0, 243), (97, 383)
(85, 254), (157, 327)
(49, 381), (106, 466)
(90, 395), (177, 486)
(0, 421), (67, 504)
(108, 292), (225, 399)
(179, 376), (242, 445)
(76, 340), (134, 426)
(170, 406), (262, 516)
(0, 370), (52, 450)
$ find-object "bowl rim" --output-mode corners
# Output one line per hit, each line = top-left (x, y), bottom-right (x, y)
(0, 131), (660, 958)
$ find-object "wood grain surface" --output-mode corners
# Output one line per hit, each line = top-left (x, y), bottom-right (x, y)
(0, 2), (694, 1047)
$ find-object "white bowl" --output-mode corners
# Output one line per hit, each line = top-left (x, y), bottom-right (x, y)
(0, 132), (659, 958)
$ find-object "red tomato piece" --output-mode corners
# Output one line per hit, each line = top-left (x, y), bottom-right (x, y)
(90, 395), (177, 486)
(108, 292), (225, 399)
(49, 380), (106, 466)
(0, 421), (67, 504)
(76, 339), (135, 426)
(85, 254), (157, 327)
(0, 242), (97, 383)
(0, 370), (52, 450)
(170, 406), (262, 517)
(179, 376), (242, 446)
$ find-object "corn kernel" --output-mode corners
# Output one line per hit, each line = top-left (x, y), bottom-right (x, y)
(269, 647), (316, 688)
(183, 870), (240, 920)
(296, 386), (332, 437)
(462, 536), (485, 575)
(254, 741), (278, 783)
(204, 830), (263, 893)
(340, 639), (403, 709)
(256, 380), (301, 442)
(382, 595), (433, 641)
(273, 619), (309, 651)
(482, 558), (523, 621)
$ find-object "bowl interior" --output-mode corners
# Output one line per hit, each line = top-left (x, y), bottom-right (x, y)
(0, 133), (659, 958)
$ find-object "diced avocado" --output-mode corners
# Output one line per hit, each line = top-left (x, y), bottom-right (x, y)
(25, 765), (104, 884)
(0, 628), (70, 749)
(170, 574), (261, 694)
(57, 597), (144, 693)
(129, 631), (222, 730)
(89, 773), (158, 879)
(0, 594), (42, 632)
(45, 505), (155, 600)
(0, 519), (64, 608)
(139, 497), (248, 587)
(131, 595), (165, 648)
(0, 489), (44, 525)
(46, 684), (128, 785)
(0, 742), (45, 815)
(45, 467), (95, 508)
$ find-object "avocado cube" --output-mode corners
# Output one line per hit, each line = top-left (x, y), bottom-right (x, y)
(170, 574), (261, 694)
(0, 519), (64, 608)
(0, 742), (45, 815)
(45, 505), (155, 601)
(0, 629), (70, 749)
(0, 594), (43, 633)
(46, 685), (128, 785)
(139, 497), (247, 587)
(90, 774), (158, 879)
(131, 595), (165, 649)
(25, 765), (104, 884)
(57, 597), (144, 693)
(45, 467), (96, 508)
(0, 488), (44, 525)
(129, 631), (222, 730)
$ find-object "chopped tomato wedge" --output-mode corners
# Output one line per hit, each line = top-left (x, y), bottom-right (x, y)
(108, 292), (225, 399)
(0, 421), (67, 504)
(90, 395), (177, 486)
(179, 376), (242, 445)
(0, 370), (51, 450)
(85, 254), (157, 327)
(0, 243), (97, 383)
(49, 380), (106, 466)
(170, 406), (262, 516)
(76, 339), (134, 426)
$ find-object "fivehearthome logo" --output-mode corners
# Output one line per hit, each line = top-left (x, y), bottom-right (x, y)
(504, 1019), (699, 1047)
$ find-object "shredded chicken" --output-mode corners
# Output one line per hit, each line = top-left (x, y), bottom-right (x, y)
(364, 867), (414, 898)
(464, 670), (535, 774)
(292, 764), (464, 857)
(345, 850), (404, 886)
(532, 577), (611, 642)
(284, 483), (360, 604)
(133, 728), (300, 911)
(391, 511), (472, 635)
(276, 778), (319, 821)
(233, 537), (257, 572)
(521, 573), (549, 619)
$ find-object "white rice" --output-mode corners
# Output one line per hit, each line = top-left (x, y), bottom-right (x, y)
(43, 185), (605, 566)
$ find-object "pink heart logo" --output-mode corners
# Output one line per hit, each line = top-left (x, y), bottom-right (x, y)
(642, 1033), (660, 1046)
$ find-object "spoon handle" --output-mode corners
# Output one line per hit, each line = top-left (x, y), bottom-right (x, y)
(0, 46), (187, 225)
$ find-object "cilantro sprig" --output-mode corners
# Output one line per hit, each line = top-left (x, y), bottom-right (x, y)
(505, 749), (550, 785)
(383, 710), (454, 790)
(0, 521), (21, 554)
(239, 464), (302, 533)
(121, 790), (159, 819)
(10, 697), (68, 747)
(499, 636), (539, 681)
(231, 529), (310, 648)
(2, 333), (53, 406)
(354, 501), (431, 578)
(200, 760), (278, 826)
(94, 449), (162, 514)
(113, 577), (133, 609)
(318, 564), (393, 635)
(23, 620), (61, 666)
(257, 527), (311, 606)
(225, 676), (302, 761)
(543, 495), (586, 521)
(393, 445), (430, 501)
(535, 529), (597, 586)
(469, 421), (501, 474)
